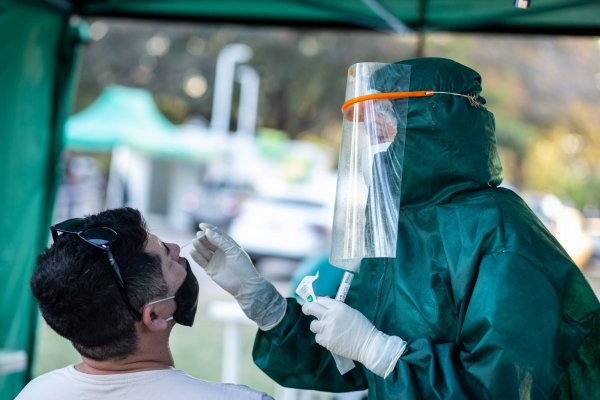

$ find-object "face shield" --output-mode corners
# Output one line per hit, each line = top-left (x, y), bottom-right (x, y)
(330, 63), (433, 272)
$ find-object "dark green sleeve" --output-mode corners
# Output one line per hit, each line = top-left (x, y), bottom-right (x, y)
(252, 298), (368, 392)
(379, 252), (598, 399)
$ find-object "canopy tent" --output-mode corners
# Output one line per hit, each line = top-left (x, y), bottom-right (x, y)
(1, 1), (599, 399)
(67, 84), (229, 161)
(49, 0), (600, 35)
(66, 85), (177, 151)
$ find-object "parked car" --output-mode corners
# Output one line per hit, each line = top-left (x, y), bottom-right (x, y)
(586, 218), (600, 269)
(227, 195), (332, 262)
(522, 191), (593, 269)
(181, 179), (254, 232)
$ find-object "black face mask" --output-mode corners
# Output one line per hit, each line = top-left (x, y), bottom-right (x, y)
(147, 258), (199, 326)
(171, 259), (199, 326)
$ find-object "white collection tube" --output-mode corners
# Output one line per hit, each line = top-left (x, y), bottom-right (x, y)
(331, 271), (356, 374)
(295, 270), (357, 375)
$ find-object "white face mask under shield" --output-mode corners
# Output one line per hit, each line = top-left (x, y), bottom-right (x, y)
(360, 138), (393, 187)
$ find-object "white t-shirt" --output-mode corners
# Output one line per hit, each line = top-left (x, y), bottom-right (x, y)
(15, 365), (274, 400)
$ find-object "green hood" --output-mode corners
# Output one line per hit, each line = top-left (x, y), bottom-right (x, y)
(253, 58), (599, 399)
(372, 57), (503, 208)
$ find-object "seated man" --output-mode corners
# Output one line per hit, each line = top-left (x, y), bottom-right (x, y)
(17, 207), (273, 400)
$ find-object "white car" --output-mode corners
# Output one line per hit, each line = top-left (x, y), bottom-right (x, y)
(227, 196), (332, 261)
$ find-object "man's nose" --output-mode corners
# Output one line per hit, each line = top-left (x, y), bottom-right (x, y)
(167, 243), (181, 260)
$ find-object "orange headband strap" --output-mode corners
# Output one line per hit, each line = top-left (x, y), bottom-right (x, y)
(341, 90), (434, 113)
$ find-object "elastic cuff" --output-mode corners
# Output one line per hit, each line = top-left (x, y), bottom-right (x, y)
(237, 280), (286, 330)
(365, 331), (407, 379)
(258, 299), (287, 331)
(381, 337), (407, 379)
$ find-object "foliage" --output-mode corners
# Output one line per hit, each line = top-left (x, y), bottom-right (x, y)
(73, 20), (600, 210)
(523, 103), (600, 209)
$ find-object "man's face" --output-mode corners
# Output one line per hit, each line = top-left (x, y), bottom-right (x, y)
(145, 233), (187, 297)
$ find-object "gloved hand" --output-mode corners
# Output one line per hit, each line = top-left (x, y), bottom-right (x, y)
(190, 223), (286, 330)
(302, 296), (406, 379)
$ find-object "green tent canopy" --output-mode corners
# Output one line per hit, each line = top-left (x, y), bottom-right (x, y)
(67, 85), (227, 161)
(2, 1), (600, 399)
(61, 0), (600, 35)
(66, 85), (177, 151)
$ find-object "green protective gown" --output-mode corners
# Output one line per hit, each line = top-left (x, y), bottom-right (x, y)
(252, 58), (600, 399)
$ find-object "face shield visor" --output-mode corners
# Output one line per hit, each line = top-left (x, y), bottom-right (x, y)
(330, 63), (433, 272)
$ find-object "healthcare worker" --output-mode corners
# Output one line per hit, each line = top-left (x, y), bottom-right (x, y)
(191, 57), (600, 399)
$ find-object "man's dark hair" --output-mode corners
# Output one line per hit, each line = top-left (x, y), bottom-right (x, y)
(31, 207), (168, 361)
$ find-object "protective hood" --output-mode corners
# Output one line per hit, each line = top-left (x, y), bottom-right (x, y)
(371, 57), (503, 208)
(253, 58), (599, 400)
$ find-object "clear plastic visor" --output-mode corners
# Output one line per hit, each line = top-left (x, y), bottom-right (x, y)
(330, 62), (410, 272)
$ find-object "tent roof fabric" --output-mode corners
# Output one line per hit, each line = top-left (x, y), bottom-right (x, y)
(45, 0), (600, 36)
(66, 85), (225, 161)
(66, 85), (176, 151)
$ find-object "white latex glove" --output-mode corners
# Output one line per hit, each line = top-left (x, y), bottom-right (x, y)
(191, 223), (286, 330)
(302, 296), (406, 379)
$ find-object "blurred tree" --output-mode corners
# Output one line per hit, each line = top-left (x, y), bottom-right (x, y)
(76, 20), (420, 133)
(523, 103), (600, 210)
(496, 118), (538, 188)
(72, 19), (600, 210)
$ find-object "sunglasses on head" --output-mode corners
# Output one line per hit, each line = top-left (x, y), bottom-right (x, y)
(50, 218), (142, 320)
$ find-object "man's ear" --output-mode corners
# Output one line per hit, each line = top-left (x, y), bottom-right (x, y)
(142, 305), (169, 332)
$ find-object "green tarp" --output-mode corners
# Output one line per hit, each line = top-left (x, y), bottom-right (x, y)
(0, 2), (83, 400)
(46, 0), (600, 35)
(2, 0), (600, 398)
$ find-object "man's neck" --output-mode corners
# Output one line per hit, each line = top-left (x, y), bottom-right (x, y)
(76, 356), (173, 375)
(76, 336), (175, 375)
